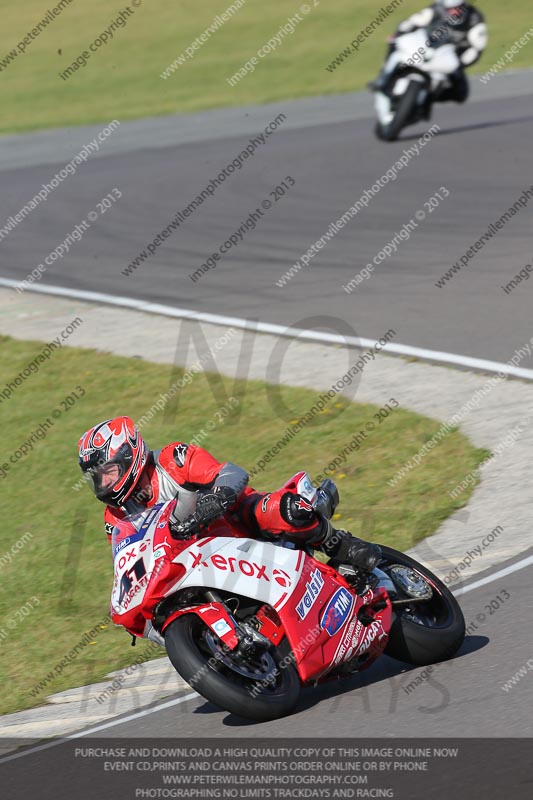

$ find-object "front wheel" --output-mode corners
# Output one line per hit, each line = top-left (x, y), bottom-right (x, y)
(380, 546), (465, 666)
(375, 80), (422, 142)
(165, 615), (300, 721)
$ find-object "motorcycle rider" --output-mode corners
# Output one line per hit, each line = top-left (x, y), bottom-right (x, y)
(78, 417), (381, 640)
(369, 0), (488, 104)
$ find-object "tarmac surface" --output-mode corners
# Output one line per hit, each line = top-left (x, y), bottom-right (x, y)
(1, 69), (532, 791)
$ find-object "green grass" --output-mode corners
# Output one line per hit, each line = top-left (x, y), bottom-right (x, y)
(0, 0), (531, 133)
(0, 335), (488, 714)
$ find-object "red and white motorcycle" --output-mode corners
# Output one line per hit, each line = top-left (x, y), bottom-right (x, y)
(111, 473), (465, 720)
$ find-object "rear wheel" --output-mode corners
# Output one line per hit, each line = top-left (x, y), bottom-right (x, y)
(165, 615), (300, 721)
(380, 546), (465, 666)
(375, 80), (422, 142)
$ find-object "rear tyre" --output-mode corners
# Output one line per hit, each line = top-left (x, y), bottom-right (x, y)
(380, 546), (465, 666)
(375, 80), (422, 142)
(165, 615), (300, 721)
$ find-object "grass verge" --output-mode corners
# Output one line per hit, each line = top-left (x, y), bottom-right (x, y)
(0, 0), (530, 134)
(0, 335), (488, 715)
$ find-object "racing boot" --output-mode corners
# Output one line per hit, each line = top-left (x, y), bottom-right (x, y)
(315, 519), (381, 572)
(240, 490), (381, 572)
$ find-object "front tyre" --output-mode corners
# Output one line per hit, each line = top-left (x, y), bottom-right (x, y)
(375, 80), (421, 142)
(165, 615), (300, 721)
(380, 546), (465, 666)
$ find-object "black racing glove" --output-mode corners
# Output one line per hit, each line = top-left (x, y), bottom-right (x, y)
(211, 485), (238, 510)
(195, 487), (235, 520)
(169, 487), (236, 539)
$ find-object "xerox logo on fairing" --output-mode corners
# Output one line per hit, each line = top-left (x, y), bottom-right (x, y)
(272, 568), (291, 588)
(189, 551), (291, 586)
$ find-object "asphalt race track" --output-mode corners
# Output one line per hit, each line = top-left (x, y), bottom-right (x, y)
(1, 75), (533, 367)
(2, 554), (532, 800)
(2, 73), (533, 781)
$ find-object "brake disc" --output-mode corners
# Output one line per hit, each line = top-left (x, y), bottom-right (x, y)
(388, 565), (433, 600)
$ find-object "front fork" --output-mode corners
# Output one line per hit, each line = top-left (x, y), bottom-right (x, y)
(204, 590), (275, 660)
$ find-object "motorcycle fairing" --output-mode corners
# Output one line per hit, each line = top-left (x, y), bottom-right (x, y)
(111, 500), (187, 634)
(171, 535), (305, 612)
(375, 28), (461, 126)
(278, 557), (392, 682)
(161, 601), (240, 650)
(110, 498), (393, 684)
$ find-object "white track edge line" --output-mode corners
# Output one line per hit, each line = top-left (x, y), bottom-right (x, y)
(2, 278), (533, 380)
(0, 692), (199, 764)
(453, 554), (533, 596)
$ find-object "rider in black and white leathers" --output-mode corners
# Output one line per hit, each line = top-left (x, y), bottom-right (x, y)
(370, 1), (488, 102)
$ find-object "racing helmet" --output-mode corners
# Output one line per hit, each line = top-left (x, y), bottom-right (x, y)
(78, 416), (149, 507)
(436, 0), (466, 25)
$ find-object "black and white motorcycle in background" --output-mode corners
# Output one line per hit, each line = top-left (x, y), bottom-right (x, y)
(372, 29), (460, 142)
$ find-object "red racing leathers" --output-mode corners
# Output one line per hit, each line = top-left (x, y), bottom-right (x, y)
(103, 441), (323, 544)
